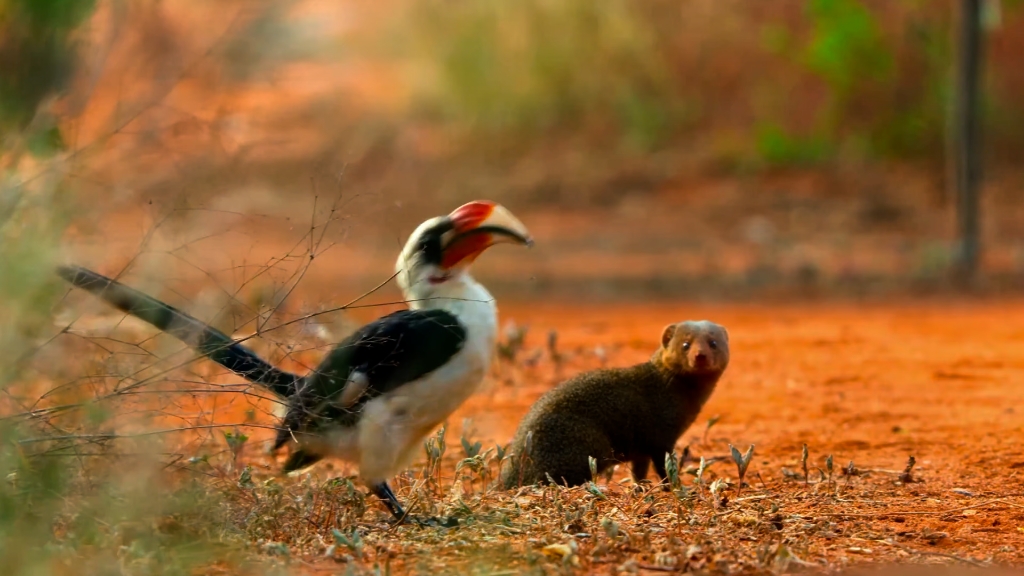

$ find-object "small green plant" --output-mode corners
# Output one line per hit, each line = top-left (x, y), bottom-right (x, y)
(703, 415), (721, 444)
(899, 455), (918, 483)
(755, 123), (833, 167)
(461, 436), (483, 460)
(331, 527), (365, 559)
(600, 516), (620, 539)
(460, 418), (482, 459)
(664, 451), (681, 491)
(694, 456), (708, 492)
(497, 320), (529, 363)
(729, 444), (755, 497)
(547, 329), (563, 367)
(801, 443), (810, 486)
(237, 465), (255, 490)
(711, 477), (729, 503)
(223, 427), (249, 470)
(424, 422), (449, 485)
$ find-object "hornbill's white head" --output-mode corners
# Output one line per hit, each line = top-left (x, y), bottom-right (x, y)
(396, 200), (533, 306)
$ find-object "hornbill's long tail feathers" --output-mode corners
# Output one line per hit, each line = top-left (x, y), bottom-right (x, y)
(56, 264), (300, 397)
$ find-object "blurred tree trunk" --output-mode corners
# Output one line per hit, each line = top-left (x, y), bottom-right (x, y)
(952, 0), (985, 286)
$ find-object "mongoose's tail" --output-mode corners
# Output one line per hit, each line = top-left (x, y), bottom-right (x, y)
(56, 264), (300, 398)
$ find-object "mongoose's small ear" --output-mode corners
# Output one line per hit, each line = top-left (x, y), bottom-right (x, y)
(661, 324), (676, 348)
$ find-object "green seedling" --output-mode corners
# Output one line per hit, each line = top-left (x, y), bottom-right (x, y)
(436, 422), (448, 456)
(600, 516), (620, 539)
(703, 415), (722, 443)
(331, 527), (364, 559)
(586, 482), (607, 500)
(729, 443), (755, 497)
(223, 428), (249, 469)
(515, 431), (535, 488)
(455, 454), (487, 479)
(694, 456), (708, 491)
(423, 423), (449, 484)
(424, 438), (442, 472)
(548, 329), (563, 367)
(460, 437), (482, 459)
(497, 320), (529, 362)
(237, 465), (255, 490)
(664, 450), (681, 491)
(709, 478), (728, 509)
(263, 542), (290, 557)
(825, 454), (834, 488)
(843, 460), (858, 486)
(899, 455), (917, 483)
(588, 455), (598, 482)
(801, 443), (809, 486)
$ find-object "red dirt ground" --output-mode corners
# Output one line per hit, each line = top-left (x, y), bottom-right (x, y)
(435, 301), (1024, 569)
(45, 202), (1024, 573)
(296, 299), (1024, 573)
(50, 294), (1024, 573)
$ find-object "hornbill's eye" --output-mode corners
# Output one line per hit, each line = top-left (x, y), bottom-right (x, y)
(415, 222), (453, 266)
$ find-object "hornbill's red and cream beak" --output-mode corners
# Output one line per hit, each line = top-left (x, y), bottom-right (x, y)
(440, 200), (533, 270)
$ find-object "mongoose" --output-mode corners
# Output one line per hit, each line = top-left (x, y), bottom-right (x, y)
(500, 320), (729, 489)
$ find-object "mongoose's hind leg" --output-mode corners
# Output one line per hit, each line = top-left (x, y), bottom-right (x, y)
(529, 416), (615, 487)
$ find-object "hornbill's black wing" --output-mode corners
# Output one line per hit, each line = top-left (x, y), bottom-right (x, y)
(56, 265), (300, 397)
(275, 308), (467, 465)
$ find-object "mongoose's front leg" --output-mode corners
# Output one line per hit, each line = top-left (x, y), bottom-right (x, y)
(631, 456), (651, 482)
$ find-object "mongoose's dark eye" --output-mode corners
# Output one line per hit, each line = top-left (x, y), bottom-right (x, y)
(682, 341), (691, 351)
(708, 339), (718, 350)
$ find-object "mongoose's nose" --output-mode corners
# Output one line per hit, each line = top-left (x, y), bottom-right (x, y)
(692, 351), (709, 368)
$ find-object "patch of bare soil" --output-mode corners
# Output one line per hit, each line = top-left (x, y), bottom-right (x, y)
(52, 298), (1024, 574)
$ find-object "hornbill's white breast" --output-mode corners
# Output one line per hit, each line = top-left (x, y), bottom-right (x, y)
(55, 199), (532, 524)
(308, 280), (499, 484)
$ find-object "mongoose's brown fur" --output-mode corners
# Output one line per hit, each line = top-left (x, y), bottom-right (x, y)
(500, 320), (729, 489)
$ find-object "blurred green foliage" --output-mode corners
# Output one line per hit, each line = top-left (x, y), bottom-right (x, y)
(0, 424), (247, 574)
(755, 123), (834, 167)
(758, 0), (954, 167)
(399, 0), (687, 152)
(803, 0), (893, 98)
(390, 0), (1022, 171)
(0, 160), (251, 573)
(0, 0), (96, 140)
(0, 2), (262, 573)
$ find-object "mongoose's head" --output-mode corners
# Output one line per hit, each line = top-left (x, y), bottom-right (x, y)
(656, 320), (730, 377)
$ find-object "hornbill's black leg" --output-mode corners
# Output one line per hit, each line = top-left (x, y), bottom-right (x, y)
(370, 481), (408, 522)
(369, 481), (459, 528)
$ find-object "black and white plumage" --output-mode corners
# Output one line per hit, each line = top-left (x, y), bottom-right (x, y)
(56, 200), (533, 524)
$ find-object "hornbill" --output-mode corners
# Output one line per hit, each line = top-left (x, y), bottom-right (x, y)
(55, 200), (533, 524)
